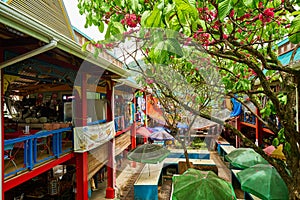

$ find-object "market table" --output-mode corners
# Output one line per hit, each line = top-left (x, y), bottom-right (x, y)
(163, 158), (216, 166)
(134, 162), (164, 200)
(215, 136), (231, 155)
(231, 169), (261, 200)
(162, 158), (217, 179)
(220, 145), (236, 161)
(168, 149), (210, 159)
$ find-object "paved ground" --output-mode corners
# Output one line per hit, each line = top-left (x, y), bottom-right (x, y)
(90, 150), (243, 200)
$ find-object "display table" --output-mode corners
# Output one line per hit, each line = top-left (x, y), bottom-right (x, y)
(163, 158), (217, 176)
(163, 158), (216, 166)
(134, 163), (164, 200)
(220, 145), (236, 161)
(168, 149), (210, 159)
(215, 136), (230, 155)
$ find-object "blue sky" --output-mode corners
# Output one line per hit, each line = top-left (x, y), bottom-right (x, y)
(63, 0), (104, 40)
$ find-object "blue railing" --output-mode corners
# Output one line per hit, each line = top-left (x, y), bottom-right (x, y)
(4, 127), (72, 178)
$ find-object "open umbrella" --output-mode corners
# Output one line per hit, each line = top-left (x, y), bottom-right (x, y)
(136, 127), (152, 138)
(127, 144), (170, 175)
(150, 127), (174, 141)
(225, 148), (268, 169)
(237, 164), (288, 200)
(172, 168), (236, 200)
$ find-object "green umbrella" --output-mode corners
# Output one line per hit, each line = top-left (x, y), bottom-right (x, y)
(127, 144), (170, 175)
(237, 164), (288, 200)
(172, 168), (237, 200)
(225, 148), (268, 169)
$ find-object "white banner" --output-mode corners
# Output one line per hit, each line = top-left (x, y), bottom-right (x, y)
(74, 121), (115, 152)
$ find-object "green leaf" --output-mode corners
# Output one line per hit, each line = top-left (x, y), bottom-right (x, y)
(174, 0), (198, 20)
(244, 0), (253, 7)
(272, 0), (281, 7)
(81, 41), (90, 52)
(145, 7), (163, 27)
(278, 128), (285, 140)
(289, 30), (300, 44)
(218, 0), (232, 21)
(131, 0), (139, 11)
(104, 23), (111, 40)
(272, 138), (279, 147)
(198, 19), (206, 31)
(290, 12), (300, 29)
(284, 142), (291, 154)
(98, 21), (105, 33)
(141, 11), (151, 27)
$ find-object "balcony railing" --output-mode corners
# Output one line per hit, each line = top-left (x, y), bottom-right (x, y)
(4, 127), (72, 178)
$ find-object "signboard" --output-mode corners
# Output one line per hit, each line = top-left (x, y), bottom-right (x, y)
(74, 121), (115, 152)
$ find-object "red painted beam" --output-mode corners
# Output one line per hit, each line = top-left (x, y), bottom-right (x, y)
(115, 127), (131, 137)
(3, 153), (75, 192)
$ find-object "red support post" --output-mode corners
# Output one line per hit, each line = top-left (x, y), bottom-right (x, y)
(1, 49), (4, 200)
(75, 72), (89, 200)
(106, 80), (116, 199)
(131, 95), (137, 167)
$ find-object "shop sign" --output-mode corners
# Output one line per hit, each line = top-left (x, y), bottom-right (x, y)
(74, 121), (115, 152)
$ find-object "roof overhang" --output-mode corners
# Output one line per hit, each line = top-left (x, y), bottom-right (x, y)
(0, 2), (129, 78)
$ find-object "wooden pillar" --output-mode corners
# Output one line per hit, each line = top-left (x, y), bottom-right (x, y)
(106, 79), (116, 199)
(75, 72), (89, 200)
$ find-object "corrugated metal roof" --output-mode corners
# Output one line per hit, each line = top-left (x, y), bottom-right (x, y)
(8, 0), (75, 40)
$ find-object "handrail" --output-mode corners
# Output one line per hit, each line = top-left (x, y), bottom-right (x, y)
(4, 127), (73, 178)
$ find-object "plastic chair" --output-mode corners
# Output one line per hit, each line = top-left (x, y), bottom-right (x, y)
(4, 143), (17, 169)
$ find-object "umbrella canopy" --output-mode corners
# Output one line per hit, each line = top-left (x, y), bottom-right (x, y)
(237, 164), (289, 200)
(270, 144), (286, 160)
(136, 127), (152, 138)
(263, 145), (276, 155)
(177, 123), (188, 129)
(225, 148), (269, 169)
(127, 144), (170, 164)
(172, 168), (236, 200)
(149, 127), (174, 141)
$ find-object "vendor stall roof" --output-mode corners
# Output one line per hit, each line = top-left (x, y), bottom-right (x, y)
(0, 2), (130, 78)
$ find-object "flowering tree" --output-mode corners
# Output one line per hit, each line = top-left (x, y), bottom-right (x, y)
(78, 0), (300, 198)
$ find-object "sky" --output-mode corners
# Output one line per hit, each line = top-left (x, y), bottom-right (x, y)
(62, 0), (104, 40)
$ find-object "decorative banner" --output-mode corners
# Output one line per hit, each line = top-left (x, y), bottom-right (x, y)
(74, 121), (115, 152)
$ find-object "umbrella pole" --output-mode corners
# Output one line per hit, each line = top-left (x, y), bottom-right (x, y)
(148, 164), (150, 176)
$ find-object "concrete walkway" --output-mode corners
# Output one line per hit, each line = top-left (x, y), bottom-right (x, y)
(90, 161), (144, 200)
